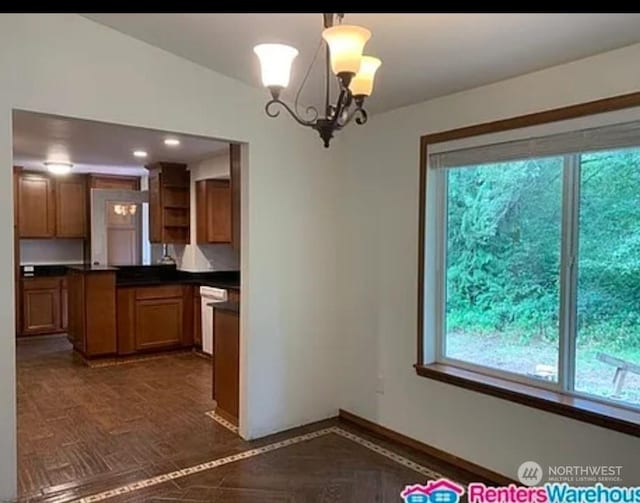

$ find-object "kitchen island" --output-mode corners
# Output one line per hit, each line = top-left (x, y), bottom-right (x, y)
(61, 264), (239, 361)
(67, 265), (119, 358)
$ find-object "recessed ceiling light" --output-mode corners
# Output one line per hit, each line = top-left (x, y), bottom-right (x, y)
(164, 138), (180, 147)
(44, 161), (73, 175)
(133, 150), (148, 158)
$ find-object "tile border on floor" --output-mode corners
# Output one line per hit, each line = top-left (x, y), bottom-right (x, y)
(73, 427), (448, 503)
(84, 350), (194, 368)
(205, 410), (239, 434)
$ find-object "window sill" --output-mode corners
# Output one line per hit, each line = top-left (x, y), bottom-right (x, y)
(414, 363), (640, 437)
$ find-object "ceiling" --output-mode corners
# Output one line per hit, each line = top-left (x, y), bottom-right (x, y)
(83, 13), (640, 114)
(13, 110), (228, 175)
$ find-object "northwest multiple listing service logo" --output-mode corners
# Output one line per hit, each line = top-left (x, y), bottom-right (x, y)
(401, 463), (639, 503)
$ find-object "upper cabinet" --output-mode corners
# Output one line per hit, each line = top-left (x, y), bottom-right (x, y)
(17, 172), (88, 239)
(147, 162), (190, 244)
(195, 144), (242, 247)
(55, 176), (87, 238)
(230, 144), (241, 252)
(196, 179), (231, 244)
(17, 172), (55, 238)
(89, 175), (140, 191)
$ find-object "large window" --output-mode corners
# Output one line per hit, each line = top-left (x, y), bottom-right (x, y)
(423, 117), (640, 413)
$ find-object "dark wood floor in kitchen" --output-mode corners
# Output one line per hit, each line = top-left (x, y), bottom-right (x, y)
(17, 335), (476, 503)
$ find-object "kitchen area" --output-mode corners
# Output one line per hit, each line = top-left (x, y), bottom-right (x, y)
(13, 111), (242, 429)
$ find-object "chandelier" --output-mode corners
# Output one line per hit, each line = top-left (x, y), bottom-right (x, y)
(113, 203), (137, 216)
(253, 13), (381, 148)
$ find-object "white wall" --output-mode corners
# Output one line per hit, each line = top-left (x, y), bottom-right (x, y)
(338, 42), (640, 485)
(0, 14), (340, 500)
(169, 148), (241, 272)
(19, 239), (84, 265)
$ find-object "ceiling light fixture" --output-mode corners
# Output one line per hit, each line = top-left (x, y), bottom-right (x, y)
(133, 150), (148, 158)
(44, 161), (73, 175)
(164, 138), (180, 147)
(254, 13), (381, 148)
(113, 203), (138, 216)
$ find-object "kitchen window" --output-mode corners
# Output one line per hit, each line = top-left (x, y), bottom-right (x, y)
(417, 103), (640, 433)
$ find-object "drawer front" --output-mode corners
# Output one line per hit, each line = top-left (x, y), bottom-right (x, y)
(22, 276), (63, 290)
(135, 285), (183, 300)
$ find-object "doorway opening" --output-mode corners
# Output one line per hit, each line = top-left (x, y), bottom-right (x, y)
(12, 109), (244, 499)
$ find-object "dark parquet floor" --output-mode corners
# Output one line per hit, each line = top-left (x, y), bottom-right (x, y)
(17, 335), (476, 503)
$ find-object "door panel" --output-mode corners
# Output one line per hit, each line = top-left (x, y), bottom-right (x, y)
(18, 175), (55, 238)
(107, 228), (138, 265)
(22, 288), (60, 334)
(56, 177), (87, 238)
(135, 298), (183, 351)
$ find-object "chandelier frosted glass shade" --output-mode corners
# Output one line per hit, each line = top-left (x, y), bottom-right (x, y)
(349, 56), (382, 97)
(321, 24), (371, 76)
(253, 43), (299, 89)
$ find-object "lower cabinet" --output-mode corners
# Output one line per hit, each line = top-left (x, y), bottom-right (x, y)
(21, 276), (66, 335)
(212, 308), (240, 425)
(194, 290), (202, 347)
(227, 289), (240, 303)
(116, 285), (194, 355)
(61, 278), (68, 331)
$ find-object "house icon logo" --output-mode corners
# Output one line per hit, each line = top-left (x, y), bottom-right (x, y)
(400, 478), (465, 503)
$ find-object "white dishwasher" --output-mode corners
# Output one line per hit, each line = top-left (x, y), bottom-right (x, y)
(200, 286), (228, 355)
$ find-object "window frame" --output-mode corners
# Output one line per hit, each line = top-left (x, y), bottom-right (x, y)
(416, 92), (640, 437)
(433, 158), (566, 393)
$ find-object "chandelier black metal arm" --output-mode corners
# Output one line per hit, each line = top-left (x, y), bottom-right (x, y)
(264, 95), (319, 127)
(337, 96), (368, 127)
(260, 13), (371, 148)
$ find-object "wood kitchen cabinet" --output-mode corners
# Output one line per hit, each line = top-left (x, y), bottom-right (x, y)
(61, 278), (68, 331)
(89, 175), (140, 191)
(196, 179), (232, 244)
(194, 290), (202, 347)
(136, 298), (183, 351)
(16, 171), (87, 238)
(67, 269), (117, 357)
(147, 162), (190, 244)
(230, 143), (241, 251)
(227, 289), (240, 303)
(116, 284), (194, 355)
(212, 305), (240, 425)
(196, 144), (241, 246)
(21, 277), (62, 335)
(17, 173), (55, 238)
(55, 176), (87, 238)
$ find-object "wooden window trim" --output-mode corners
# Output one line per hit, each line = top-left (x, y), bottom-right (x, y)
(417, 91), (640, 437)
(415, 363), (640, 437)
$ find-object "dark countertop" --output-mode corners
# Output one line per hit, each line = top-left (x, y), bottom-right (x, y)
(207, 301), (239, 313)
(115, 266), (240, 290)
(20, 263), (240, 290)
(117, 277), (240, 290)
(67, 264), (120, 272)
(20, 264), (84, 278)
